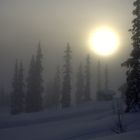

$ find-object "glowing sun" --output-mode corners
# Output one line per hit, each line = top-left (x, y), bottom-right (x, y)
(89, 27), (119, 56)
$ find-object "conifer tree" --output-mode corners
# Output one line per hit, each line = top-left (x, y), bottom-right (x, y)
(26, 42), (43, 112)
(84, 55), (92, 101)
(34, 42), (43, 111)
(75, 64), (84, 104)
(11, 60), (24, 114)
(122, 0), (140, 112)
(61, 43), (72, 108)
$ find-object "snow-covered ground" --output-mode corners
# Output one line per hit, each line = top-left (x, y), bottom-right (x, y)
(0, 101), (140, 140)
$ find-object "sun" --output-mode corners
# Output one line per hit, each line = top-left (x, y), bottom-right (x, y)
(89, 27), (119, 56)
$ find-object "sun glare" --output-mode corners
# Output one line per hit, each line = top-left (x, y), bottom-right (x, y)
(89, 27), (119, 56)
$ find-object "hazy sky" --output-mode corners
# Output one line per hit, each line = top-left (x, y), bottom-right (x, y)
(0, 0), (134, 95)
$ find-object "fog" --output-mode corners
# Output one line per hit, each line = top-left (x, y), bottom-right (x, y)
(0, 0), (133, 95)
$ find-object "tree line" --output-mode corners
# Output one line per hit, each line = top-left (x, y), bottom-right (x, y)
(7, 0), (140, 115)
(10, 43), (92, 115)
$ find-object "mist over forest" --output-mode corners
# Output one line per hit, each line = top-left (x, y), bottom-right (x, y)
(1, 0), (140, 140)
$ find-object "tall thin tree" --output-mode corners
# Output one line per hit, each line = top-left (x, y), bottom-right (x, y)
(122, 0), (140, 112)
(61, 43), (72, 108)
(34, 42), (44, 111)
(26, 42), (43, 112)
(11, 60), (24, 114)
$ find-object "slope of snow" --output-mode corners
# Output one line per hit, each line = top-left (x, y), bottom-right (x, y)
(92, 130), (140, 140)
(0, 101), (140, 140)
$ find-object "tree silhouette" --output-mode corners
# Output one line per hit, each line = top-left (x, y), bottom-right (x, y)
(34, 42), (44, 111)
(26, 42), (43, 112)
(122, 0), (140, 112)
(11, 60), (24, 114)
(61, 43), (72, 108)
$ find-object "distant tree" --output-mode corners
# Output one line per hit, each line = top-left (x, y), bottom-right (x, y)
(83, 55), (92, 101)
(122, 0), (140, 112)
(34, 42), (44, 111)
(61, 43), (72, 108)
(11, 60), (24, 114)
(26, 42), (43, 112)
(75, 64), (84, 104)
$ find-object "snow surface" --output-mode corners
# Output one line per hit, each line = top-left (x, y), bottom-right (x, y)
(92, 130), (140, 140)
(0, 101), (140, 140)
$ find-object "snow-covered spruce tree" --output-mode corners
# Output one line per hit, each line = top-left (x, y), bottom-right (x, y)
(61, 43), (72, 108)
(75, 64), (84, 104)
(26, 43), (43, 112)
(122, 0), (140, 112)
(83, 55), (92, 102)
(11, 60), (24, 114)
